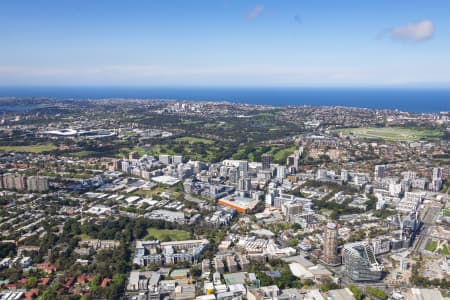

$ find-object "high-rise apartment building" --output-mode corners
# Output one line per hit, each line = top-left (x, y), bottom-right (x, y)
(261, 154), (271, 170)
(432, 167), (443, 181)
(238, 177), (251, 192)
(159, 154), (171, 165)
(431, 167), (443, 191)
(374, 165), (386, 179)
(1, 173), (27, 191)
(276, 165), (287, 180)
(129, 151), (139, 160)
(239, 161), (249, 177)
(172, 155), (183, 165)
(321, 222), (341, 266)
(27, 176), (49, 192)
(343, 242), (383, 281)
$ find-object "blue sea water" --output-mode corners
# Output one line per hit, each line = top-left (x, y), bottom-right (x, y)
(0, 86), (449, 113)
(0, 104), (47, 111)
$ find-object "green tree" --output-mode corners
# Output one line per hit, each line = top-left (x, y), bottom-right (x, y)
(112, 273), (127, 287)
(0, 243), (16, 258)
(39, 290), (56, 300)
(256, 272), (274, 287)
(349, 284), (363, 300)
(289, 238), (299, 248)
(320, 278), (339, 292)
(276, 269), (295, 289)
(366, 286), (388, 300)
(90, 275), (101, 288)
(25, 276), (38, 289)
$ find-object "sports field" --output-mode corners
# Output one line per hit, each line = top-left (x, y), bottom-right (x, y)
(336, 127), (442, 141)
(0, 144), (58, 153)
(144, 227), (191, 241)
(76, 233), (93, 241)
(175, 136), (214, 144)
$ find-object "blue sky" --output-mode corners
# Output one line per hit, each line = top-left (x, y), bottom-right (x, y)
(1, 0), (449, 86)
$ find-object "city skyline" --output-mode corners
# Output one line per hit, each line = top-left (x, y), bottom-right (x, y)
(1, 0), (450, 87)
(0, 2), (449, 298)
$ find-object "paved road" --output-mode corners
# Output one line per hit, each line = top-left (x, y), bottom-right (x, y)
(422, 206), (441, 225)
(413, 206), (441, 253)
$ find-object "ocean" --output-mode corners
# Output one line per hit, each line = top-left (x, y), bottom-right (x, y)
(0, 86), (449, 113)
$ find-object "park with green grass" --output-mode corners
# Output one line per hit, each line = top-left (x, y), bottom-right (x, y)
(425, 240), (438, 252)
(175, 136), (214, 144)
(335, 127), (442, 141)
(232, 143), (297, 163)
(144, 227), (191, 241)
(424, 239), (450, 255)
(76, 233), (93, 241)
(0, 143), (58, 153)
(119, 136), (234, 162)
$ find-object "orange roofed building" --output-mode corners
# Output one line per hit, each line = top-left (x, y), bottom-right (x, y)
(217, 193), (260, 213)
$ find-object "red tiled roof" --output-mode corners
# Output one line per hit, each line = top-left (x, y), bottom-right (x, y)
(63, 277), (75, 288)
(36, 263), (57, 274)
(77, 274), (95, 284)
(101, 278), (111, 288)
(77, 274), (89, 284)
(24, 288), (39, 300)
(38, 277), (50, 286)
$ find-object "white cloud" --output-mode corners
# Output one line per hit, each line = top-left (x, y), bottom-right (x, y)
(390, 20), (434, 42)
(247, 5), (264, 20)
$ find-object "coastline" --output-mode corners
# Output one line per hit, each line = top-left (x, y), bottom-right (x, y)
(0, 86), (449, 113)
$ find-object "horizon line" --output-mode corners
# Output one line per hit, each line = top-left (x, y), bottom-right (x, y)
(1, 84), (450, 90)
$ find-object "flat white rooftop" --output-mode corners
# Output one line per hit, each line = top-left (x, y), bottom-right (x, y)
(151, 175), (180, 186)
